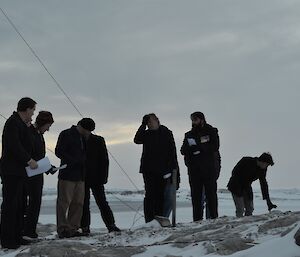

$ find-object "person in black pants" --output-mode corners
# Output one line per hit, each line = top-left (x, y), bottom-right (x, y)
(181, 112), (220, 221)
(0, 97), (38, 249)
(134, 113), (179, 223)
(23, 111), (54, 239)
(81, 134), (120, 234)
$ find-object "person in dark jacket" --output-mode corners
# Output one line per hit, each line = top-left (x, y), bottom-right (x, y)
(181, 112), (220, 221)
(227, 153), (277, 217)
(80, 134), (120, 234)
(0, 97), (37, 249)
(55, 118), (95, 238)
(23, 111), (54, 239)
(134, 113), (179, 223)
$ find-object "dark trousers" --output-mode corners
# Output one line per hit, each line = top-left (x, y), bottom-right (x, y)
(81, 184), (115, 229)
(143, 172), (166, 223)
(0, 175), (25, 248)
(23, 174), (43, 236)
(189, 173), (218, 221)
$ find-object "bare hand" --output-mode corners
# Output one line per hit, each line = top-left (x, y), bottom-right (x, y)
(28, 159), (38, 169)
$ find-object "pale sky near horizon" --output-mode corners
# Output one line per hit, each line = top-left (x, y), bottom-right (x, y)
(0, 0), (299, 190)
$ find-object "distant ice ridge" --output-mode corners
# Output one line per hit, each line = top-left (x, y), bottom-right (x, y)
(39, 188), (300, 202)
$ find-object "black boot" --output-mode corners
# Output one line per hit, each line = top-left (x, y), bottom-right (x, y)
(108, 225), (121, 233)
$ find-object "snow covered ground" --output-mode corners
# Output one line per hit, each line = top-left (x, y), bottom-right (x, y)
(0, 188), (299, 256)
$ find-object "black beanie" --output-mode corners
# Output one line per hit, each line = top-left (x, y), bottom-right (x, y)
(78, 118), (95, 131)
(258, 153), (274, 166)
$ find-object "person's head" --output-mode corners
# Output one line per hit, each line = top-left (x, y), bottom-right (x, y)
(35, 111), (54, 134)
(17, 97), (37, 123)
(190, 111), (206, 128)
(77, 118), (95, 138)
(146, 113), (160, 130)
(257, 152), (274, 170)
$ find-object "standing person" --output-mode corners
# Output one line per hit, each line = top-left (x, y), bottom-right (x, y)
(80, 133), (120, 234)
(181, 112), (220, 221)
(227, 153), (277, 217)
(23, 111), (54, 239)
(134, 113), (179, 223)
(0, 97), (37, 249)
(55, 118), (94, 238)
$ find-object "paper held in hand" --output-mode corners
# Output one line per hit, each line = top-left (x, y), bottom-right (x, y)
(187, 138), (197, 146)
(26, 157), (52, 177)
(26, 159), (68, 177)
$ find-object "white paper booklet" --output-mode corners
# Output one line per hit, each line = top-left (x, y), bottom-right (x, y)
(187, 138), (197, 146)
(26, 157), (52, 177)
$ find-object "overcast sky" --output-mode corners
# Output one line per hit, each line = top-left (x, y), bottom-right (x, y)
(0, 0), (299, 190)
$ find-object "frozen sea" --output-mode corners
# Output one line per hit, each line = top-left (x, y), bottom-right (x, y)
(38, 188), (300, 229)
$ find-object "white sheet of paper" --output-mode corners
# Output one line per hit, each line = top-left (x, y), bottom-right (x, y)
(26, 157), (52, 177)
(187, 138), (197, 146)
(52, 164), (67, 172)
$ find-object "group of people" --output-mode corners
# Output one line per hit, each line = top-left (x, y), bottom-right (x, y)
(0, 97), (278, 250)
(0, 97), (119, 249)
(135, 112), (277, 223)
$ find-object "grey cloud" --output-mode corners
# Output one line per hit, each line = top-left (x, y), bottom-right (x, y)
(0, 0), (299, 189)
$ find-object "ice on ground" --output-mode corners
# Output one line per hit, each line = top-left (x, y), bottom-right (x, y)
(1, 211), (299, 257)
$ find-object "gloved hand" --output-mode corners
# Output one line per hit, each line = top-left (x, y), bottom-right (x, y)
(142, 115), (150, 126)
(46, 165), (57, 175)
(267, 202), (277, 211)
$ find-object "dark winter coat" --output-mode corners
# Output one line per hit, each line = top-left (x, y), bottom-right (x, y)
(180, 124), (220, 178)
(29, 125), (46, 161)
(85, 134), (109, 186)
(0, 112), (33, 177)
(227, 157), (271, 201)
(55, 125), (86, 181)
(134, 125), (179, 177)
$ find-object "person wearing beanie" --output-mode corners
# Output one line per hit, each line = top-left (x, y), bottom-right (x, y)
(181, 112), (220, 221)
(23, 111), (54, 240)
(227, 152), (277, 217)
(55, 118), (94, 238)
(0, 97), (37, 249)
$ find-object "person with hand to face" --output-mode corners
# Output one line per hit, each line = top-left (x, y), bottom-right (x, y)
(227, 152), (277, 217)
(0, 97), (37, 249)
(134, 114), (179, 223)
